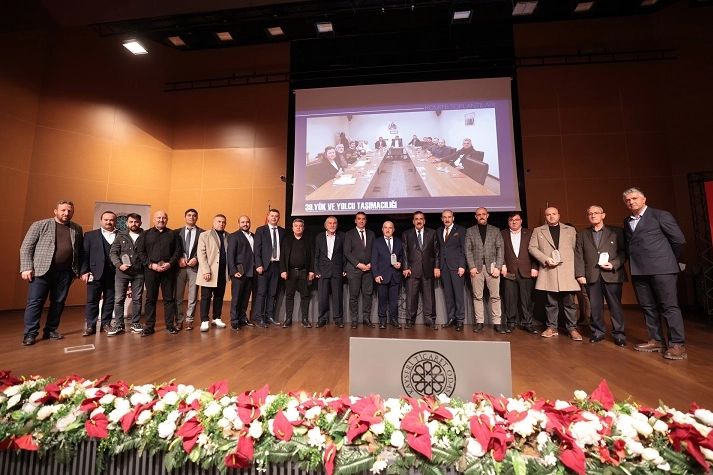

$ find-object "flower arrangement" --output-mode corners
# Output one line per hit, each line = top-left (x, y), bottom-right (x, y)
(2, 370), (713, 475)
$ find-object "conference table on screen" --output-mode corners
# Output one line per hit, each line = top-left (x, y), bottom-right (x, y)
(308, 147), (495, 201)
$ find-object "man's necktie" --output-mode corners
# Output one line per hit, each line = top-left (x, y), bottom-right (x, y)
(185, 228), (191, 258)
(444, 226), (450, 243)
(360, 230), (365, 248)
(387, 238), (392, 254)
(418, 230), (423, 250)
(271, 227), (277, 259)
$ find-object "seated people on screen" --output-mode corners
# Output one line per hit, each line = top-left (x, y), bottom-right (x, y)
(334, 143), (350, 168)
(442, 138), (481, 169)
(429, 137), (440, 152)
(308, 146), (344, 188)
(408, 135), (422, 147)
(374, 136), (388, 150)
(391, 135), (403, 147)
(346, 141), (360, 163)
(430, 139), (452, 159)
(357, 140), (371, 153)
(338, 132), (350, 150)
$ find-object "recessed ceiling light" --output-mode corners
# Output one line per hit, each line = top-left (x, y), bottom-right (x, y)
(122, 39), (147, 55)
(167, 36), (186, 47)
(215, 31), (233, 42)
(640, 0), (658, 5)
(266, 27), (285, 37)
(316, 22), (333, 34)
(574, 1), (595, 12)
(512, 2), (538, 15)
(452, 10), (472, 21)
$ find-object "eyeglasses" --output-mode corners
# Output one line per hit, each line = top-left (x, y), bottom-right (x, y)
(587, 212), (603, 216)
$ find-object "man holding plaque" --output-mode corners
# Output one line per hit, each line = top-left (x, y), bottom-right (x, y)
(109, 213), (145, 334)
(371, 221), (405, 329)
(574, 206), (628, 346)
(528, 207), (582, 341)
(465, 207), (506, 333)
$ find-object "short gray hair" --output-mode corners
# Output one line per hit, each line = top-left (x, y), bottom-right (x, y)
(622, 187), (644, 198)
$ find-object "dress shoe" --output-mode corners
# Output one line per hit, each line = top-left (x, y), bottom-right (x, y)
(240, 321), (255, 327)
(522, 325), (538, 334)
(634, 340), (666, 353)
(389, 319), (402, 329)
(231, 325), (241, 331)
(442, 319), (457, 329)
(569, 330), (583, 341)
(22, 334), (36, 346)
(663, 345), (687, 360)
(140, 327), (155, 337)
(506, 324), (515, 333)
(282, 320), (293, 328)
(316, 321), (327, 328)
(404, 321), (413, 329)
(175, 322), (183, 331)
(614, 338), (627, 347)
(363, 320), (375, 328)
(212, 318), (227, 328)
(494, 324), (507, 334)
(82, 327), (96, 337)
(185, 322), (194, 331)
(473, 323), (484, 333)
(267, 318), (281, 326)
(351, 321), (359, 329)
(42, 331), (63, 340)
(428, 323), (438, 330)
(256, 321), (268, 328)
(541, 328), (558, 338)
(301, 319), (312, 328)
(455, 321), (464, 332)
(165, 326), (179, 334)
(336, 322), (345, 328)
(589, 335), (604, 343)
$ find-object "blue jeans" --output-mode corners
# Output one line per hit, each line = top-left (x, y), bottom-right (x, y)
(23, 269), (75, 337)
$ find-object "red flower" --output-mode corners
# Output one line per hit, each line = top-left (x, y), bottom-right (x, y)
(559, 444), (586, 475)
(669, 421), (713, 469)
(225, 431), (254, 468)
(0, 435), (38, 451)
(79, 396), (104, 413)
(176, 416), (205, 453)
(273, 410), (293, 441)
(401, 409), (432, 459)
(207, 380), (229, 399)
(323, 443), (337, 475)
(85, 413), (109, 439)
(590, 380), (614, 410)
(156, 382), (179, 397)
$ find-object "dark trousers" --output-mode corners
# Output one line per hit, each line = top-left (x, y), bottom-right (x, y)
(502, 274), (535, 326)
(23, 269), (75, 337)
(440, 267), (465, 322)
(585, 278), (625, 339)
(144, 268), (177, 330)
(254, 262), (280, 322)
(404, 275), (435, 323)
(347, 271), (373, 322)
(318, 276), (343, 323)
(230, 275), (253, 326)
(376, 279), (400, 323)
(545, 291), (576, 331)
(114, 270), (145, 326)
(85, 271), (116, 330)
(200, 273), (227, 321)
(631, 274), (685, 346)
(285, 269), (311, 321)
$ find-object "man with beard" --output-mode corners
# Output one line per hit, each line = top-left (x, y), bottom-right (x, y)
(227, 215), (256, 331)
(109, 213), (146, 334)
(197, 215), (229, 332)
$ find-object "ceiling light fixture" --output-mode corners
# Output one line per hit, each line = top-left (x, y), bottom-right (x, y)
(452, 10), (472, 22)
(215, 31), (234, 42)
(512, 1), (538, 15)
(315, 22), (334, 34)
(167, 36), (186, 47)
(266, 26), (285, 37)
(122, 39), (148, 55)
(640, 0), (657, 5)
(574, 1), (595, 12)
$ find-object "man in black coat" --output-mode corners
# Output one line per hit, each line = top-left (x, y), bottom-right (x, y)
(314, 216), (346, 327)
(436, 210), (467, 331)
(371, 221), (404, 329)
(81, 211), (118, 336)
(280, 219), (315, 328)
(402, 211), (440, 328)
(343, 212), (375, 328)
(227, 215), (256, 331)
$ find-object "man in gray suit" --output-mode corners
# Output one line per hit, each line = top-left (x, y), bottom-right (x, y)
(575, 205), (628, 347)
(528, 207), (582, 341)
(465, 207), (506, 333)
(175, 208), (203, 330)
(343, 212), (375, 328)
(20, 200), (83, 346)
(622, 187), (687, 360)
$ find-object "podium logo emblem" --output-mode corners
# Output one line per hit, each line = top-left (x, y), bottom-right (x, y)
(401, 351), (456, 398)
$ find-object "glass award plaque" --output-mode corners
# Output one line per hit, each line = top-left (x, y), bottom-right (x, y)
(121, 254), (132, 266)
(552, 250), (561, 264)
(598, 252), (609, 266)
(490, 262), (496, 274)
(390, 254), (398, 266)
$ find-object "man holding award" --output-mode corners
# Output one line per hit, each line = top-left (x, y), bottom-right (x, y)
(528, 207), (581, 340)
(109, 213), (145, 334)
(574, 206), (628, 346)
(371, 221), (404, 329)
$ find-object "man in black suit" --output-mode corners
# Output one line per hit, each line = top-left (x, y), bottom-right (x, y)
(227, 215), (256, 331)
(500, 212), (539, 334)
(344, 212), (375, 328)
(176, 209), (203, 330)
(390, 135), (404, 147)
(622, 187), (687, 360)
(575, 205), (628, 346)
(314, 216), (346, 327)
(280, 219), (315, 328)
(254, 208), (285, 328)
(109, 213), (145, 334)
(371, 221), (404, 329)
(374, 136), (387, 150)
(437, 210), (466, 331)
(402, 211), (440, 328)
(81, 211), (118, 336)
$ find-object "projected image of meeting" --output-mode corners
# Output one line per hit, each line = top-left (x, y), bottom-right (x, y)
(292, 78), (521, 216)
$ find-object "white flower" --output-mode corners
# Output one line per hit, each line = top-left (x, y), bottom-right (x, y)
(218, 418), (231, 430)
(177, 384), (194, 396)
(570, 420), (602, 448)
(196, 433), (209, 447)
(437, 394), (451, 405)
(108, 407), (131, 423)
(307, 426), (326, 447)
(204, 401), (222, 418)
(627, 439), (645, 455)
(536, 431), (550, 451)
(130, 392), (152, 406)
(574, 390), (588, 401)
(136, 384), (154, 395)
(6, 394), (21, 409)
(701, 447), (713, 462)
(284, 406), (300, 422)
(0, 395), (6, 404)
(265, 394), (276, 406)
(85, 388), (103, 399)
(22, 402), (38, 413)
(29, 391), (47, 403)
(426, 420), (439, 437)
(653, 420), (669, 433)
(370, 458), (387, 473)
(553, 400), (571, 410)
(641, 447), (661, 462)
(695, 409), (713, 426)
(4, 385), (22, 397)
(222, 406), (238, 421)
(166, 410), (181, 424)
(99, 393), (116, 405)
(656, 462), (671, 471)
(219, 396), (232, 406)
(154, 401), (166, 412)
(390, 430), (405, 448)
(56, 412), (78, 432)
(466, 438), (485, 457)
(233, 418), (244, 430)
(304, 406), (322, 421)
(248, 422), (263, 439)
(543, 454), (557, 466)
(370, 422), (385, 435)
(90, 407), (105, 418)
(60, 385), (76, 399)
(384, 410), (402, 428)
(158, 420), (176, 439)
(324, 412), (336, 424)
(162, 391), (179, 406)
(632, 419), (653, 438)
(185, 390), (204, 405)
(136, 409), (153, 425)
(37, 405), (57, 420)
(114, 397), (131, 412)
(509, 411), (539, 438)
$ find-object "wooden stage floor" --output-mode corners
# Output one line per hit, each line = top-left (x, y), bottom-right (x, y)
(2, 305), (712, 411)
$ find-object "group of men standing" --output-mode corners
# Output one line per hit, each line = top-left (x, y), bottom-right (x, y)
(19, 187), (689, 360)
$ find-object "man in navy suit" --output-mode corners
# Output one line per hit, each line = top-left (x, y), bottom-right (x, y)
(81, 211), (118, 336)
(176, 209), (203, 330)
(343, 212), (375, 328)
(254, 209), (285, 327)
(371, 221), (404, 329)
(402, 211), (440, 328)
(623, 187), (687, 360)
(314, 216), (346, 327)
(227, 215), (256, 330)
(436, 210), (466, 331)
